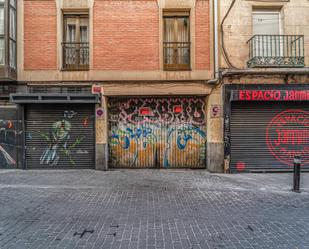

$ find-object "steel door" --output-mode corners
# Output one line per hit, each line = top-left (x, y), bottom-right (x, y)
(230, 102), (309, 172)
(109, 97), (207, 168)
(26, 104), (95, 169)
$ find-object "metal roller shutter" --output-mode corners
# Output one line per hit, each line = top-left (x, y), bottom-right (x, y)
(230, 102), (309, 172)
(26, 104), (95, 169)
(0, 105), (19, 168)
(109, 97), (207, 168)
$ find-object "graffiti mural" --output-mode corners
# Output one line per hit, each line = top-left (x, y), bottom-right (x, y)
(26, 105), (95, 169)
(109, 97), (207, 168)
(38, 111), (85, 166)
(0, 108), (19, 168)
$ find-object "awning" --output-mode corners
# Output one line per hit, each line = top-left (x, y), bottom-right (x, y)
(10, 93), (100, 104)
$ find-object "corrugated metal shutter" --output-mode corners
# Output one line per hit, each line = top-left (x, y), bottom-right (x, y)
(230, 102), (309, 172)
(109, 97), (207, 168)
(0, 105), (19, 168)
(26, 104), (95, 169)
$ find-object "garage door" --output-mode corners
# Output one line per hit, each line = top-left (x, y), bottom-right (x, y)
(230, 102), (309, 172)
(109, 97), (207, 168)
(26, 104), (95, 169)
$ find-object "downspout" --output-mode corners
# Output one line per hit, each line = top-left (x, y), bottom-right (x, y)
(213, 0), (219, 79)
(207, 0), (219, 84)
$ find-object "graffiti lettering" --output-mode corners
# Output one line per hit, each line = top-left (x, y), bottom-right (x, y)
(109, 97), (207, 168)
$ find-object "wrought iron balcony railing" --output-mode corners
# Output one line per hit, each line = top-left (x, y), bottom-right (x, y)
(163, 42), (191, 70)
(247, 35), (304, 68)
(62, 42), (89, 71)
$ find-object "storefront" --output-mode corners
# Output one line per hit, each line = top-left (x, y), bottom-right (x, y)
(11, 93), (99, 169)
(225, 84), (309, 173)
(108, 96), (207, 168)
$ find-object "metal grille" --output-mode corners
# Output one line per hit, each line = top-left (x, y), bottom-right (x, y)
(26, 104), (95, 169)
(62, 42), (89, 71)
(230, 102), (309, 172)
(108, 97), (207, 168)
(247, 35), (305, 68)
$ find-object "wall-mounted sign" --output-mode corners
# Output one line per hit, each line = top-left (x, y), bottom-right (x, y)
(92, 85), (102, 94)
(211, 105), (221, 118)
(233, 90), (309, 101)
(96, 108), (104, 118)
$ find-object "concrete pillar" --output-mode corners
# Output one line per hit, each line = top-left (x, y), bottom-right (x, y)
(95, 94), (109, 170)
(206, 86), (224, 173)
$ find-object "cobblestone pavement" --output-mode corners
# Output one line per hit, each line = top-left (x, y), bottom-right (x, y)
(0, 169), (309, 249)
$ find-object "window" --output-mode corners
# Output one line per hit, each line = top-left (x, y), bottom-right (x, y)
(9, 0), (17, 68)
(163, 10), (190, 71)
(62, 13), (89, 70)
(252, 10), (281, 57)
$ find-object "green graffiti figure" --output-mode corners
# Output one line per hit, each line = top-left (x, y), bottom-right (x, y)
(40, 111), (84, 166)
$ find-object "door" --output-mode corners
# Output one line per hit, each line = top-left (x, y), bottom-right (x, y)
(26, 104), (95, 169)
(230, 102), (309, 172)
(252, 10), (281, 57)
(109, 97), (207, 168)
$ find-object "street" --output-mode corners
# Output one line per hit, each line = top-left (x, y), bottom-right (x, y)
(0, 169), (309, 249)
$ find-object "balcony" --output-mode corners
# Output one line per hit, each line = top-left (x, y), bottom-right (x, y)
(62, 42), (89, 71)
(247, 35), (304, 68)
(163, 42), (191, 71)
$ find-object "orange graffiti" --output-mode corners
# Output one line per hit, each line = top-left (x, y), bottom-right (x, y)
(7, 121), (13, 129)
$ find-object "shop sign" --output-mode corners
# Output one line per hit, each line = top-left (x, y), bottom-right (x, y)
(266, 109), (309, 166)
(234, 90), (309, 101)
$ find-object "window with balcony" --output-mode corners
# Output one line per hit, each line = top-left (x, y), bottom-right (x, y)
(62, 13), (89, 71)
(247, 10), (304, 68)
(163, 11), (190, 71)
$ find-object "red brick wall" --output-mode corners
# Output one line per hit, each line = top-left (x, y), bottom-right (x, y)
(93, 0), (159, 70)
(24, 0), (57, 70)
(195, 0), (211, 70)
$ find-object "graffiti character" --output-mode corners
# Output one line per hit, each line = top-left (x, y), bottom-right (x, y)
(40, 111), (84, 166)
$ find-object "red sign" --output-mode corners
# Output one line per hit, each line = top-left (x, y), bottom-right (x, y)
(239, 90), (309, 101)
(266, 109), (309, 166)
(92, 85), (102, 94)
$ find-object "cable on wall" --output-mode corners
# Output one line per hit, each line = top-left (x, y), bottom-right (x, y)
(220, 0), (240, 69)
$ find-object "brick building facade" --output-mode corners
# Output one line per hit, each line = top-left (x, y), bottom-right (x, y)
(1, 0), (225, 172)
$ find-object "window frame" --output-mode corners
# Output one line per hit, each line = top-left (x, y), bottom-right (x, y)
(163, 9), (191, 71)
(62, 11), (89, 71)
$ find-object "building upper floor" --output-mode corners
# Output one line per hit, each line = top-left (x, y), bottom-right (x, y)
(1, 0), (309, 83)
(13, 0), (213, 82)
(219, 0), (309, 70)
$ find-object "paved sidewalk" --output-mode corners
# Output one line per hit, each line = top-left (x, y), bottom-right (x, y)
(0, 169), (309, 249)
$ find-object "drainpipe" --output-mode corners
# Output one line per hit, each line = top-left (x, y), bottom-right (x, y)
(207, 0), (219, 84)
